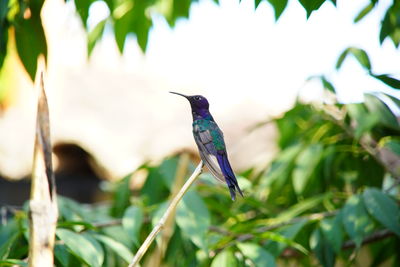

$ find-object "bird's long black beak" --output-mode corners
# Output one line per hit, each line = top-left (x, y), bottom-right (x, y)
(170, 91), (189, 99)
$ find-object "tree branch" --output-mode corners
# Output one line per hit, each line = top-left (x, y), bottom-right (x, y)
(128, 161), (204, 267)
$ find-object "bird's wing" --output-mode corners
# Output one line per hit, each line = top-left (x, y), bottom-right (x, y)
(193, 126), (225, 183)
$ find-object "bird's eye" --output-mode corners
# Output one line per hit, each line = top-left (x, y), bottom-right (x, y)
(194, 96), (201, 101)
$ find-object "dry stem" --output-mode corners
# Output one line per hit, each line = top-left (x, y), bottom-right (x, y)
(128, 161), (204, 267)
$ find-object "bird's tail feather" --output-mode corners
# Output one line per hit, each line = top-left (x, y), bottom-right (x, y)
(217, 153), (244, 201)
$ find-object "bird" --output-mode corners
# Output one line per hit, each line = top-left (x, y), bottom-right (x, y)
(170, 92), (243, 200)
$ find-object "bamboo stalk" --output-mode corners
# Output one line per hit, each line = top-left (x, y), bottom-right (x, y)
(28, 73), (58, 267)
(129, 160), (204, 267)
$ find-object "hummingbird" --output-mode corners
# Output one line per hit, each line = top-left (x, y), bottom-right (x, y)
(170, 92), (243, 200)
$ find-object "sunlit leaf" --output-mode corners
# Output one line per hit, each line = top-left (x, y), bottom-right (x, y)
(292, 144), (323, 195)
(336, 47), (371, 71)
(363, 188), (400, 237)
(92, 233), (134, 263)
(341, 194), (374, 247)
(211, 249), (237, 267)
(56, 229), (104, 267)
(0, 259), (27, 267)
(260, 231), (308, 255)
(88, 18), (107, 56)
(276, 194), (329, 223)
(176, 190), (210, 251)
(237, 242), (276, 266)
(122, 206), (144, 246)
(114, 2), (134, 53)
(354, 2), (375, 23)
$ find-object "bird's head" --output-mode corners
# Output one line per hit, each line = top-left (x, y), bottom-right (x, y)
(170, 92), (211, 119)
(170, 92), (209, 110)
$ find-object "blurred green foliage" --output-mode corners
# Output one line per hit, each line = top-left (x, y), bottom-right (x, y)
(1, 83), (400, 265)
(0, 0), (400, 266)
(0, 0), (400, 81)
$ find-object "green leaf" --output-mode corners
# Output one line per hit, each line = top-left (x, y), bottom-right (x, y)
(142, 167), (170, 205)
(159, 157), (179, 189)
(101, 225), (134, 248)
(346, 103), (380, 139)
(364, 94), (399, 130)
(92, 233), (134, 263)
(383, 93), (400, 109)
(372, 74), (400, 89)
(260, 231), (308, 255)
(0, 220), (20, 260)
(379, 136), (400, 157)
(114, 1), (134, 53)
(354, 2), (375, 23)
(115, 0), (152, 52)
(176, 190), (210, 251)
(320, 215), (343, 253)
(0, 233), (19, 259)
(264, 143), (303, 184)
(54, 244), (71, 267)
(14, 12), (47, 81)
(111, 173), (132, 217)
(379, 2), (400, 47)
(363, 188), (400, 237)
(335, 49), (348, 70)
(264, 221), (307, 256)
(267, 0), (288, 20)
(321, 76), (335, 93)
(341, 194), (374, 247)
(0, 0), (8, 22)
(310, 228), (335, 267)
(237, 242), (276, 266)
(0, 259), (27, 267)
(88, 18), (107, 57)
(57, 220), (96, 230)
(336, 47), (371, 71)
(298, 0), (326, 18)
(56, 228), (104, 267)
(276, 194), (330, 223)
(122, 206), (144, 246)
(74, 0), (94, 28)
(211, 249), (237, 267)
(0, 16), (8, 68)
(292, 144), (323, 195)
(350, 47), (371, 70)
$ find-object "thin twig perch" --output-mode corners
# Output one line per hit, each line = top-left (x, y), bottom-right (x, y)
(128, 161), (204, 267)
